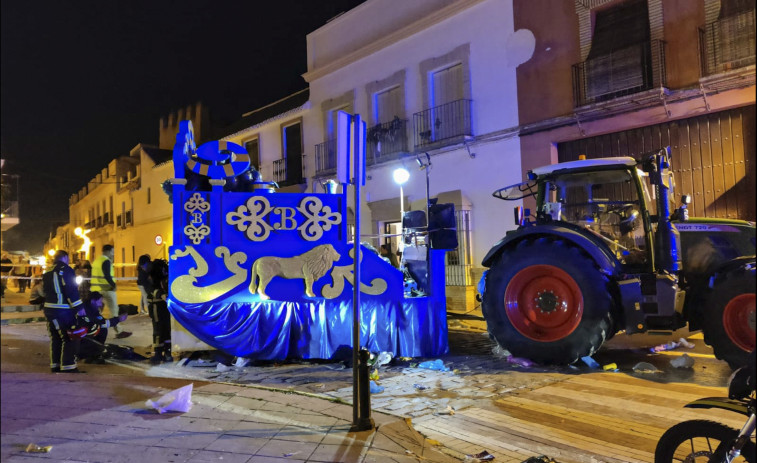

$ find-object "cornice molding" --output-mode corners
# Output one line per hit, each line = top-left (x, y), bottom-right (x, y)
(302, 0), (487, 83)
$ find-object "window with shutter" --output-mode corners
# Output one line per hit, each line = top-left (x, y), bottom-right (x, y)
(375, 86), (402, 124)
(586, 0), (651, 100)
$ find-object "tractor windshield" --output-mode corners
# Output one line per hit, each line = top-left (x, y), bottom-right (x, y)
(541, 168), (648, 266)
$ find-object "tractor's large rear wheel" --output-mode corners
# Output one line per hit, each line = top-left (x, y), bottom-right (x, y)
(703, 264), (756, 369)
(482, 238), (615, 365)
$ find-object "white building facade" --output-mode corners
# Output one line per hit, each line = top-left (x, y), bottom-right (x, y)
(302, 0), (527, 310)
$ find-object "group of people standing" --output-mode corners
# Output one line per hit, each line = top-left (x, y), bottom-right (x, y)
(41, 245), (173, 373)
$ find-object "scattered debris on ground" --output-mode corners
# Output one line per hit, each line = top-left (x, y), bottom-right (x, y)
(145, 383), (193, 414)
(632, 361), (660, 373)
(581, 356), (600, 369)
(670, 353), (695, 368)
(464, 450), (494, 461)
(24, 443), (52, 453)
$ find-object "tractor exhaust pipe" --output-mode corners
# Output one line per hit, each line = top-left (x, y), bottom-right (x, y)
(651, 147), (682, 273)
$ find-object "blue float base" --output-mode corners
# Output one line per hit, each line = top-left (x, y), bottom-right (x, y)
(167, 297), (449, 360)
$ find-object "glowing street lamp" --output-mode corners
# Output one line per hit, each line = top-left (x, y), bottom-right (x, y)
(74, 226), (92, 260)
(393, 167), (410, 217)
(393, 167), (410, 256)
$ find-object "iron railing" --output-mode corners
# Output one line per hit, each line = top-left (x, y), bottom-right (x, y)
(272, 156), (305, 185)
(315, 139), (337, 176)
(445, 209), (472, 286)
(367, 118), (408, 164)
(413, 99), (472, 149)
(273, 158), (287, 184)
(699, 9), (756, 76)
(572, 39), (666, 106)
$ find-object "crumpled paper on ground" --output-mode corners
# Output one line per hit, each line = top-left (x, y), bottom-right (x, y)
(146, 383), (193, 414)
(25, 443), (52, 453)
(670, 353), (695, 368)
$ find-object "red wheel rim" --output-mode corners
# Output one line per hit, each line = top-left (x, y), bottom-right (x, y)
(504, 265), (583, 342)
(723, 293), (756, 352)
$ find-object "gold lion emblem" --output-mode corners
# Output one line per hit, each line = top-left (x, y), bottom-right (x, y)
(249, 244), (341, 299)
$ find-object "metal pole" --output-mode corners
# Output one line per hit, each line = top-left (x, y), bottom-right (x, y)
(352, 121), (360, 428)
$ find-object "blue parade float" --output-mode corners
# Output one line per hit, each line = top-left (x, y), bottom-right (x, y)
(166, 120), (449, 360)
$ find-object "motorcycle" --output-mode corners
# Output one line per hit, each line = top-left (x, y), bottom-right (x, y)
(655, 351), (755, 463)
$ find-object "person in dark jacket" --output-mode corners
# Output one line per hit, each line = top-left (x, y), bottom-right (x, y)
(147, 259), (173, 364)
(76, 291), (128, 363)
(43, 250), (84, 373)
(136, 254), (151, 315)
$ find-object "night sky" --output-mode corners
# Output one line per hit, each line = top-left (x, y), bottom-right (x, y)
(1, 0), (365, 253)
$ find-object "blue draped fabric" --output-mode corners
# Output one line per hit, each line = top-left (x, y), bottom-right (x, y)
(167, 297), (448, 360)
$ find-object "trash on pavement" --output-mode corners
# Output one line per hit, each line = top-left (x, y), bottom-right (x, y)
(234, 357), (250, 367)
(24, 443), (52, 453)
(215, 363), (230, 372)
(581, 356), (600, 369)
(632, 361), (660, 373)
(369, 369), (380, 381)
(435, 405), (455, 415)
(325, 363), (345, 370)
(670, 353), (695, 368)
(678, 337), (695, 348)
(464, 450), (495, 461)
(507, 355), (535, 368)
(492, 344), (511, 358)
(602, 363), (618, 371)
(417, 359), (450, 371)
(145, 383), (193, 414)
(650, 340), (679, 352)
(521, 456), (558, 463)
(369, 380), (384, 394)
(375, 351), (393, 367)
(283, 451), (300, 457)
(413, 383), (429, 390)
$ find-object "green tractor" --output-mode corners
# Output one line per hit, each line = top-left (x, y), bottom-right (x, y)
(481, 148), (755, 368)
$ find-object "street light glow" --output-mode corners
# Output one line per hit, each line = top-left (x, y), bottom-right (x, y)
(393, 168), (409, 185)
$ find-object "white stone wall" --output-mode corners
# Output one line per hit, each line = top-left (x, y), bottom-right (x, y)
(304, 0), (525, 266)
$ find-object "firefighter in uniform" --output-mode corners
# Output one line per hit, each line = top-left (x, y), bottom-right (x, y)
(77, 291), (128, 363)
(91, 244), (130, 338)
(43, 250), (85, 373)
(147, 259), (172, 364)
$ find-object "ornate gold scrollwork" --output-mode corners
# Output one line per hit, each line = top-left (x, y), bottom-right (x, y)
(170, 246), (248, 303)
(297, 196), (342, 241)
(322, 247), (388, 299)
(226, 196), (274, 242)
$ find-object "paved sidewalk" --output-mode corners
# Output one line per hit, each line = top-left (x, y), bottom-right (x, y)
(1, 370), (460, 463)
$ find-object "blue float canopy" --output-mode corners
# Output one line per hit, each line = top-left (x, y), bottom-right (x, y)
(166, 121), (449, 360)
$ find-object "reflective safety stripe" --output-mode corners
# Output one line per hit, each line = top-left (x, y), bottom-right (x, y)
(61, 364), (77, 371)
(53, 271), (64, 306)
(52, 319), (60, 330)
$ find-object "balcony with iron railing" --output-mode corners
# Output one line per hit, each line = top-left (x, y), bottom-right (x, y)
(367, 117), (408, 165)
(272, 156), (305, 186)
(413, 99), (472, 149)
(699, 9), (755, 77)
(572, 40), (666, 107)
(315, 139), (337, 177)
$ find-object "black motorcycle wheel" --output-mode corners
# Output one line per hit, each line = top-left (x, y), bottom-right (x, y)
(482, 238), (614, 365)
(654, 419), (755, 463)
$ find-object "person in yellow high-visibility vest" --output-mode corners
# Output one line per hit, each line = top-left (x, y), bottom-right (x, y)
(91, 245), (131, 339)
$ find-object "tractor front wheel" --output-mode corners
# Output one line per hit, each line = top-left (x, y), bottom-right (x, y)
(703, 264), (756, 369)
(482, 238), (615, 365)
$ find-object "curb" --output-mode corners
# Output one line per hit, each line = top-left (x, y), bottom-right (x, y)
(1, 317), (46, 326)
(1, 304), (39, 313)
